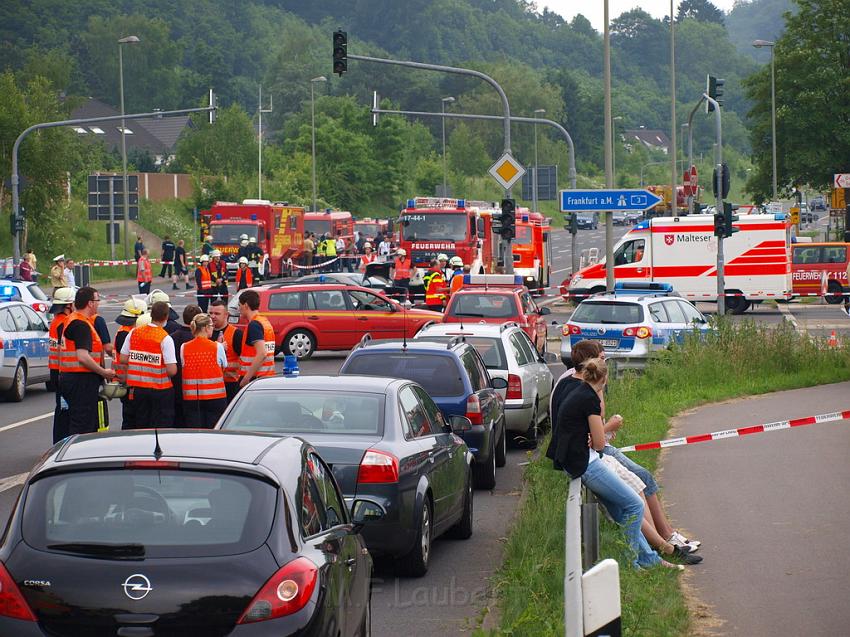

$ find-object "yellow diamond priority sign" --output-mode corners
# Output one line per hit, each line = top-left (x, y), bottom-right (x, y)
(488, 153), (526, 190)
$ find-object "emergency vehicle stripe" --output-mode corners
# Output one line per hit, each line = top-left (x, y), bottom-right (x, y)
(728, 256), (787, 264)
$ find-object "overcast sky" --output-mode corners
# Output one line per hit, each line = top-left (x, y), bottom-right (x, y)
(541, 0), (739, 31)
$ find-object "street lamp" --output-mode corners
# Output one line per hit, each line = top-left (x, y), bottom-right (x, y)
(310, 76), (327, 212)
(258, 85), (272, 199)
(753, 39), (777, 202)
(611, 115), (623, 184)
(533, 108), (546, 212)
(118, 34), (140, 262)
(441, 96), (455, 195)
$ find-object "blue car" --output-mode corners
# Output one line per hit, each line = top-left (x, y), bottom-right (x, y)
(340, 339), (508, 489)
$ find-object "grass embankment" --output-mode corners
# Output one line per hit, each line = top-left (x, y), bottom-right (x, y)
(486, 320), (850, 636)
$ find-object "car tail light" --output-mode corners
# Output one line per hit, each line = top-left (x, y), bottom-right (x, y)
(0, 561), (36, 622)
(124, 460), (181, 469)
(31, 302), (47, 314)
(466, 394), (483, 425)
(623, 326), (652, 339)
(237, 557), (318, 624)
(506, 374), (523, 400)
(562, 323), (582, 336)
(357, 449), (399, 484)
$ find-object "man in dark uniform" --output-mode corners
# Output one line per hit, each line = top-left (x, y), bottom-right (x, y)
(160, 235), (176, 278)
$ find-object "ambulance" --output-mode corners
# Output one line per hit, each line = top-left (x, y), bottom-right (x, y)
(564, 213), (792, 314)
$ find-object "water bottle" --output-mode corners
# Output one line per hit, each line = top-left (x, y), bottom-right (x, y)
(283, 354), (299, 377)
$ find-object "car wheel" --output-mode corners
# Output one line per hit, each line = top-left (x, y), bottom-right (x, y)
(283, 329), (315, 359)
(473, 439), (497, 490)
(826, 281), (844, 305)
(5, 362), (26, 402)
(447, 468), (474, 540)
(398, 497), (432, 577)
(359, 591), (372, 637)
(495, 422), (507, 467)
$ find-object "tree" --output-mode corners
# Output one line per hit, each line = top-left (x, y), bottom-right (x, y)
(172, 104), (257, 178)
(448, 123), (490, 177)
(677, 0), (725, 25)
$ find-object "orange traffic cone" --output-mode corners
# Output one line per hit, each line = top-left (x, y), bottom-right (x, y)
(828, 330), (838, 348)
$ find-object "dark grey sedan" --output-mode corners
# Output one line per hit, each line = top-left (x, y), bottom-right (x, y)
(217, 375), (474, 577)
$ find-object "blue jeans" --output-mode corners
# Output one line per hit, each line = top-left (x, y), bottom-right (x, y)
(573, 461), (661, 569)
(603, 445), (658, 496)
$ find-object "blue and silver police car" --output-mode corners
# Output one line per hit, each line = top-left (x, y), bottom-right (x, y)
(0, 288), (51, 401)
(560, 282), (712, 369)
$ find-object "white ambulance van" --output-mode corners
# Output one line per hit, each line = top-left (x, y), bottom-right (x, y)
(565, 213), (792, 314)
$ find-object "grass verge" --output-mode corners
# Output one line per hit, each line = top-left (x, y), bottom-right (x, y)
(484, 320), (850, 636)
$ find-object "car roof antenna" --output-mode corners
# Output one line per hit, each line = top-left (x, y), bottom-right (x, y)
(153, 429), (163, 460)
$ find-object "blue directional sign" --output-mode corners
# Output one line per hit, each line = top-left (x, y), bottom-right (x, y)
(560, 189), (663, 213)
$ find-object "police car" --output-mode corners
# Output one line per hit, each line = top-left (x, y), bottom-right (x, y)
(0, 278), (52, 315)
(560, 282), (712, 369)
(0, 290), (51, 401)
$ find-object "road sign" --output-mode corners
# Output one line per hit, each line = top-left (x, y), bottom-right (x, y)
(559, 189), (663, 213)
(521, 165), (558, 201)
(87, 174), (139, 221)
(834, 173), (850, 189)
(488, 153), (526, 190)
(790, 206), (800, 225)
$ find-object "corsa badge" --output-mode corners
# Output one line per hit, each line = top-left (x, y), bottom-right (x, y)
(664, 234), (675, 246)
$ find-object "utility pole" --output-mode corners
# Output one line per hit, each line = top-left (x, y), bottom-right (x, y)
(441, 96), (455, 195)
(258, 85), (273, 199)
(670, 0), (678, 216)
(705, 93), (725, 315)
(686, 96), (706, 215)
(603, 0), (614, 291)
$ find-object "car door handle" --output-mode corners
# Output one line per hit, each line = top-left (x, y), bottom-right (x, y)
(357, 316), (368, 321)
(345, 557), (357, 566)
(307, 315), (320, 320)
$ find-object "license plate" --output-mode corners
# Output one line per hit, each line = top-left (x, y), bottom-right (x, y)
(599, 339), (619, 348)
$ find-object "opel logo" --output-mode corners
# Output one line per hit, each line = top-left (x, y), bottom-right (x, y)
(122, 574), (152, 600)
(597, 328), (606, 336)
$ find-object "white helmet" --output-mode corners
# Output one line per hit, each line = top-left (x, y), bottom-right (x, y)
(249, 237), (257, 243)
(210, 249), (221, 258)
(363, 242), (372, 250)
(147, 289), (171, 307)
(239, 233), (249, 241)
(238, 256), (249, 265)
(204, 235), (213, 242)
(199, 254), (210, 263)
(437, 253), (449, 262)
(449, 256), (463, 267)
(120, 297), (147, 318)
(396, 248), (407, 256)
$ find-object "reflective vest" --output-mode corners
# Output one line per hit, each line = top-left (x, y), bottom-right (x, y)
(137, 257), (152, 283)
(58, 312), (103, 374)
(424, 269), (448, 304)
(450, 271), (465, 296)
(219, 324), (241, 383)
(323, 239), (337, 257)
(240, 314), (276, 378)
(236, 267), (253, 290)
(359, 253), (376, 273)
(182, 338), (226, 401)
(126, 324), (172, 390)
(197, 265), (212, 290)
(394, 257), (412, 279)
(48, 313), (69, 371)
(113, 325), (134, 384)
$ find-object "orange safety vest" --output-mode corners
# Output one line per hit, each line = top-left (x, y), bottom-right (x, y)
(113, 325), (134, 384)
(126, 324), (173, 390)
(359, 253), (376, 272)
(137, 257), (152, 283)
(240, 314), (276, 378)
(58, 312), (103, 374)
(219, 324), (242, 383)
(394, 257), (412, 279)
(450, 272), (465, 296)
(424, 269), (448, 304)
(48, 313), (69, 371)
(197, 265), (212, 290)
(182, 337), (226, 401)
(236, 267), (253, 289)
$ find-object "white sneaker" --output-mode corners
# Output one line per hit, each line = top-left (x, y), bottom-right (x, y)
(669, 531), (701, 553)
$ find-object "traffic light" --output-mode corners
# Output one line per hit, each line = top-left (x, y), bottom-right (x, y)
(712, 162), (730, 199)
(713, 212), (724, 237)
(723, 201), (739, 237)
(500, 198), (516, 240)
(563, 213), (578, 235)
(706, 75), (725, 112)
(333, 30), (348, 76)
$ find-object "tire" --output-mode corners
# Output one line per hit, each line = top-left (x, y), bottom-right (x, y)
(473, 438), (497, 490)
(5, 362), (26, 402)
(724, 294), (750, 315)
(359, 592), (371, 637)
(495, 422), (507, 468)
(826, 281), (844, 305)
(283, 329), (315, 360)
(447, 469), (474, 540)
(397, 497), (432, 577)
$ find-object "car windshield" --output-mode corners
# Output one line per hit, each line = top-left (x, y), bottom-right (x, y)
(400, 213), (468, 241)
(343, 353), (465, 396)
(571, 301), (645, 324)
(211, 224), (258, 245)
(304, 219), (333, 235)
(221, 391), (384, 435)
(447, 294), (518, 319)
(22, 470), (276, 558)
(513, 225), (532, 245)
(416, 336), (507, 369)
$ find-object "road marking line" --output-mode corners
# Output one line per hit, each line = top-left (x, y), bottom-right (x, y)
(552, 267), (571, 275)
(0, 472), (28, 494)
(0, 412), (53, 434)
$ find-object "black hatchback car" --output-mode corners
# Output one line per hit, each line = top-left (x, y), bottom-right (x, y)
(0, 430), (376, 636)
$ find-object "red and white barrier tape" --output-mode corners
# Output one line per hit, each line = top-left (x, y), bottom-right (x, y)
(618, 409), (850, 453)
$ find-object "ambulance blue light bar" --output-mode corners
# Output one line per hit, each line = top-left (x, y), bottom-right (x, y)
(250, 214), (257, 220)
(215, 214), (222, 220)
(407, 199), (415, 208)
(462, 274), (523, 286)
(0, 285), (18, 301)
(613, 281), (675, 296)
(633, 220), (650, 230)
(774, 213), (786, 221)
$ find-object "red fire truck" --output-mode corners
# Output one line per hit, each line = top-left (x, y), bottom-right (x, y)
(201, 199), (305, 278)
(512, 209), (552, 292)
(397, 197), (499, 272)
(354, 217), (393, 242)
(304, 210), (354, 240)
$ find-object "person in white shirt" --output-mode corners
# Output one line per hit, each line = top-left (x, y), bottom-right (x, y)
(64, 259), (76, 288)
(378, 238), (392, 260)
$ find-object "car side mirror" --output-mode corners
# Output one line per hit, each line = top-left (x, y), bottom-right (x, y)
(491, 377), (508, 390)
(449, 415), (473, 433)
(539, 306), (551, 315)
(350, 498), (386, 532)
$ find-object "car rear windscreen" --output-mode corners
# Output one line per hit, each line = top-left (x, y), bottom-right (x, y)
(416, 336), (507, 370)
(22, 470), (277, 558)
(222, 391), (384, 435)
(447, 294), (518, 319)
(343, 353), (465, 396)
(571, 301), (644, 324)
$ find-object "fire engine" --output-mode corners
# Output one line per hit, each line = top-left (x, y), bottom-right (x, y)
(201, 199), (305, 278)
(564, 213), (792, 314)
(304, 210), (354, 240)
(354, 217), (393, 241)
(512, 208), (552, 292)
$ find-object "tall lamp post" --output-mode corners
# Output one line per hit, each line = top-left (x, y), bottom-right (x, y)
(310, 76), (327, 212)
(258, 85), (273, 199)
(441, 96), (455, 195)
(611, 115), (623, 184)
(118, 35), (140, 262)
(753, 40), (777, 202)
(533, 108), (545, 212)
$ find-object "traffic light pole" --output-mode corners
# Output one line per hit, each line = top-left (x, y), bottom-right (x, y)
(686, 97), (706, 215)
(10, 103), (217, 267)
(704, 93), (725, 315)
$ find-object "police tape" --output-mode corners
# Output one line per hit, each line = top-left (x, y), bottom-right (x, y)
(617, 408), (850, 453)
